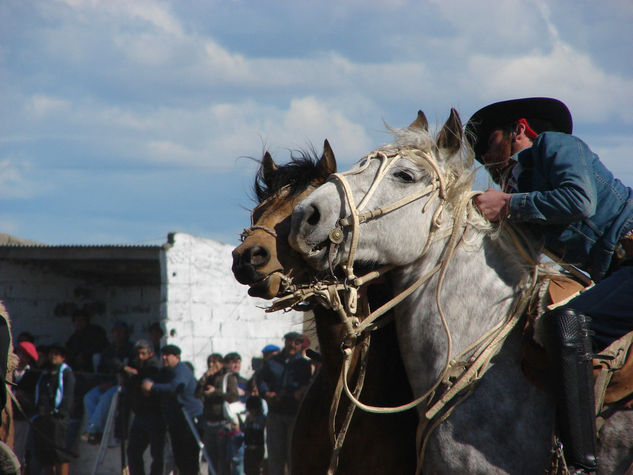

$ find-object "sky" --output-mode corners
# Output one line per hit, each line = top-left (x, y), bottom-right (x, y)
(1, 0), (632, 246)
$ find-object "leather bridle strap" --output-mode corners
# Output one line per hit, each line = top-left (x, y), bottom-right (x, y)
(325, 149), (444, 315)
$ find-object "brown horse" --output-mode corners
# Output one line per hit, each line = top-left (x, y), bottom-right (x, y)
(232, 141), (418, 474)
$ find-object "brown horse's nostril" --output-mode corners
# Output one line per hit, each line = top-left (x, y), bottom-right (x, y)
(307, 204), (321, 226)
(244, 245), (270, 267)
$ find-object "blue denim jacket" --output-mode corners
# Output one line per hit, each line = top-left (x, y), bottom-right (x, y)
(508, 132), (633, 281)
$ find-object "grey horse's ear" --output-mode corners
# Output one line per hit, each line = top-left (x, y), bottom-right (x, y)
(408, 110), (428, 131)
(437, 108), (462, 154)
(317, 139), (337, 179)
(262, 151), (279, 186)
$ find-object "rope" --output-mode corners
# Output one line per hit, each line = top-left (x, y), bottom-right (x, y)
(326, 334), (370, 475)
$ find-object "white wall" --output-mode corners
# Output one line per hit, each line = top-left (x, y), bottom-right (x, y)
(162, 232), (306, 378)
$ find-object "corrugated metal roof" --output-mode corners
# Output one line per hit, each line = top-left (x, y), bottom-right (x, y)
(0, 233), (164, 249)
(0, 233), (165, 286)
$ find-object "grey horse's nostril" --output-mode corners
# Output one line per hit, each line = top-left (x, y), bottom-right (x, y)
(307, 204), (321, 226)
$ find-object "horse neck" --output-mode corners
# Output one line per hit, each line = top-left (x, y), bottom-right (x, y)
(392, 225), (529, 390)
(313, 307), (351, 388)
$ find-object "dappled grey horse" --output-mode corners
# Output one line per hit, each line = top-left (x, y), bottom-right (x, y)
(288, 109), (633, 474)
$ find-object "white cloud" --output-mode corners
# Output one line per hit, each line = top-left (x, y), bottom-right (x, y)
(466, 38), (633, 125)
(26, 95), (71, 118)
(278, 97), (371, 158)
(127, 2), (183, 36)
(147, 140), (198, 163)
(54, 0), (183, 35)
(0, 159), (39, 199)
(141, 97), (373, 168)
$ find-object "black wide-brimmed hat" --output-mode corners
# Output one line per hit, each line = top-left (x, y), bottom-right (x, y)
(465, 97), (573, 162)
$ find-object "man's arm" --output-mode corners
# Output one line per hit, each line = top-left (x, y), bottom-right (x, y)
(256, 362), (274, 397)
(509, 133), (597, 223)
(150, 366), (186, 394)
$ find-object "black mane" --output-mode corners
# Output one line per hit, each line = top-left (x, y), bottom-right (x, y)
(254, 149), (323, 203)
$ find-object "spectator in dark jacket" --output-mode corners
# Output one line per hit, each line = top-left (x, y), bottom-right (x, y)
(65, 311), (109, 373)
(146, 322), (164, 356)
(32, 345), (75, 475)
(257, 332), (312, 475)
(123, 340), (164, 475)
(82, 321), (134, 444)
(196, 353), (239, 475)
(142, 345), (203, 475)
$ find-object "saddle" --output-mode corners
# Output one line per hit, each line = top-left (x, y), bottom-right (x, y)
(521, 275), (633, 414)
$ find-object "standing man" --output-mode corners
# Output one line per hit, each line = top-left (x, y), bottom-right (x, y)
(257, 332), (312, 475)
(82, 321), (135, 444)
(224, 352), (248, 474)
(467, 97), (633, 474)
(224, 352), (248, 404)
(32, 345), (75, 475)
(65, 310), (109, 373)
(196, 353), (238, 475)
(123, 340), (164, 475)
(142, 345), (203, 475)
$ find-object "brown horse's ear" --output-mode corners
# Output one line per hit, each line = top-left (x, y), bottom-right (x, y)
(437, 108), (462, 154)
(317, 139), (337, 179)
(262, 151), (278, 186)
(408, 110), (428, 131)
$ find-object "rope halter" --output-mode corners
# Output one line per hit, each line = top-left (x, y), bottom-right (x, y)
(239, 184), (295, 293)
(324, 149), (447, 317)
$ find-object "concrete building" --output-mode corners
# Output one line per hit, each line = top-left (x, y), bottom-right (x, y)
(0, 231), (306, 378)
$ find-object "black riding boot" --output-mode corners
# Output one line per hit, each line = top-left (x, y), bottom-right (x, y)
(542, 307), (598, 473)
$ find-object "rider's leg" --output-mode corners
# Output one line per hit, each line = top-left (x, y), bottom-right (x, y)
(542, 307), (598, 472)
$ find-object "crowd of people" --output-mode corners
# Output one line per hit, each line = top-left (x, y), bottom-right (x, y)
(10, 309), (317, 475)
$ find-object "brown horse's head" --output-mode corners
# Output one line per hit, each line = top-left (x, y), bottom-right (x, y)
(232, 140), (337, 299)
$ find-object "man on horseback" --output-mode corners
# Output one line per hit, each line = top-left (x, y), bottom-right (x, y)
(467, 97), (633, 473)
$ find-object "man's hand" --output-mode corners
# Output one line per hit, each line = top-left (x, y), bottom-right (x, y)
(474, 189), (511, 222)
(141, 380), (154, 395)
(123, 366), (138, 375)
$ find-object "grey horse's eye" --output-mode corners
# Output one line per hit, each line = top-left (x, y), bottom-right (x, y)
(393, 169), (415, 183)
(358, 158), (368, 167)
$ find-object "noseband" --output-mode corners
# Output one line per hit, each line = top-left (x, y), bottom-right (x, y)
(239, 184), (294, 292)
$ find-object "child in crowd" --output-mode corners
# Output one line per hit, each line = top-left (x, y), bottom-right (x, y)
(242, 395), (267, 475)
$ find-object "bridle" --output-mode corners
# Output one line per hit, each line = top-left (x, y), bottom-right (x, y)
(324, 148), (447, 316)
(271, 144), (540, 474)
(239, 185), (296, 294)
